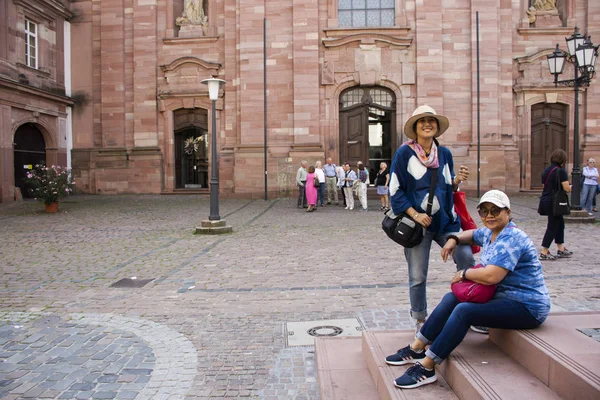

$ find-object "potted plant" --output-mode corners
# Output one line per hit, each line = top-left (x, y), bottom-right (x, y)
(24, 163), (74, 213)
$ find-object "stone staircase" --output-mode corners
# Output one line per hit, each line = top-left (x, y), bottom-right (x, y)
(315, 312), (600, 399)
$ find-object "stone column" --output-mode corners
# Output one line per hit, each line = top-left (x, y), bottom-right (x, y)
(292, 0), (320, 143)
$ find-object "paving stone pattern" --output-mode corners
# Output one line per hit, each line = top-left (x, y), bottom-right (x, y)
(0, 195), (599, 399)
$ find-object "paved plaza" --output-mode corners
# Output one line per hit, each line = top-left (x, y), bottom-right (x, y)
(0, 194), (599, 399)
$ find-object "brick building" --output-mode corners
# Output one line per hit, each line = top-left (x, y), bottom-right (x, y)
(1, 1), (599, 201)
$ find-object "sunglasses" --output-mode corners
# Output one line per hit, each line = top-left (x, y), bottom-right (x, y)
(478, 207), (506, 218)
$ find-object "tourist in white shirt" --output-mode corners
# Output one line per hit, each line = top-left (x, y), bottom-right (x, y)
(581, 158), (599, 215)
(339, 163), (356, 210)
(314, 161), (326, 207)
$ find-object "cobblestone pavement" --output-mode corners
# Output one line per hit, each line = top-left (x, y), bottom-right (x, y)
(0, 195), (599, 399)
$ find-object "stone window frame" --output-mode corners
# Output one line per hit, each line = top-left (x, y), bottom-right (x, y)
(328, 0), (408, 30)
(24, 18), (38, 69)
(338, 0), (395, 28)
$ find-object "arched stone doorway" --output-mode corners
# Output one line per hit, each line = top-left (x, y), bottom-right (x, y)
(339, 86), (396, 181)
(13, 123), (46, 198)
(173, 109), (209, 189)
(530, 103), (568, 189)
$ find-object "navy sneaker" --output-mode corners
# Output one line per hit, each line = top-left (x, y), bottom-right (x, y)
(385, 345), (426, 366)
(394, 362), (437, 389)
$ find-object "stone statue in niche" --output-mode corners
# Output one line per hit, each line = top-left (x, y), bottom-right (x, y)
(532, 0), (557, 11)
(176, 0), (208, 37)
(527, 0), (560, 27)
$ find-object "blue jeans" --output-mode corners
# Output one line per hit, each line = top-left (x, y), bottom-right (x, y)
(581, 183), (596, 212)
(318, 182), (325, 206)
(417, 292), (541, 364)
(404, 230), (475, 320)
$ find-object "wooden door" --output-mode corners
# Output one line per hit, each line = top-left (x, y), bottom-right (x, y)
(13, 124), (46, 198)
(531, 103), (568, 188)
(340, 106), (368, 166)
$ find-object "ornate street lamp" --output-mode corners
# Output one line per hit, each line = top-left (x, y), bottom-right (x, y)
(195, 77), (232, 234)
(546, 27), (598, 210)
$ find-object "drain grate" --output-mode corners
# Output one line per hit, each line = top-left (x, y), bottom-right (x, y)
(284, 318), (364, 347)
(110, 278), (154, 288)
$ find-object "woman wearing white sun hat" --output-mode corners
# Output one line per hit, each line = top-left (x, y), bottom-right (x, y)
(386, 190), (550, 390)
(388, 105), (475, 333)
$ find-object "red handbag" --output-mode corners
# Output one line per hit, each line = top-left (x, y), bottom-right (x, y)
(451, 264), (497, 303)
(453, 190), (481, 254)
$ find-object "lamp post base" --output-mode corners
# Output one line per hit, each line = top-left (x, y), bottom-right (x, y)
(194, 219), (233, 234)
(564, 209), (596, 223)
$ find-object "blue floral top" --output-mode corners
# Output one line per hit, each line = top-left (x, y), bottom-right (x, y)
(389, 145), (460, 234)
(473, 221), (551, 323)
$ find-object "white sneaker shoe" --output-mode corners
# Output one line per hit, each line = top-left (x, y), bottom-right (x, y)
(344, 206), (349, 210)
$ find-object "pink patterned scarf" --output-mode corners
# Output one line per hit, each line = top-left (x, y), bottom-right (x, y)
(403, 140), (439, 168)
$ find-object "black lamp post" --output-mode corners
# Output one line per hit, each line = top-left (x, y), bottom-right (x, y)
(547, 27), (598, 210)
(201, 77), (226, 220)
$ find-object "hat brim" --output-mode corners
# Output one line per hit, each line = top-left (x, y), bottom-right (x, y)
(477, 199), (510, 210)
(403, 113), (450, 140)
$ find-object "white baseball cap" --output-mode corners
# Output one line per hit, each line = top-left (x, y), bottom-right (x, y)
(478, 190), (510, 210)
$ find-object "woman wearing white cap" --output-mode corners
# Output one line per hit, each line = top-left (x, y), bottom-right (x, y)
(386, 190), (550, 389)
(388, 105), (475, 332)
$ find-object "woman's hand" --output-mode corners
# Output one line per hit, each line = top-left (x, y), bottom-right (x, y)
(451, 270), (463, 284)
(455, 165), (469, 184)
(414, 213), (432, 227)
(441, 239), (457, 262)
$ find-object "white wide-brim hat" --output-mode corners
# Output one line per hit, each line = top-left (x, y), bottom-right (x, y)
(478, 190), (511, 210)
(403, 105), (450, 140)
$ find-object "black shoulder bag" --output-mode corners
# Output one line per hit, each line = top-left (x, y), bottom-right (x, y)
(381, 168), (438, 248)
(552, 168), (571, 216)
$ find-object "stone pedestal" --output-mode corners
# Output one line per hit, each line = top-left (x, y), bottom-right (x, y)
(178, 24), (207, 38)
(194, 219), (233, 234)
(532, 10), (562, 28)
(564, 209), (596, 223)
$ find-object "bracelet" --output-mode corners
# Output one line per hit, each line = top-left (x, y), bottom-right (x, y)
(447, 234), (460, 245)
(461, 269), (469, 280)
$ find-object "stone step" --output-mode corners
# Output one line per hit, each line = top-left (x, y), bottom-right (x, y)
(437, 330), (561, 400)
(362, 330), (458, 400)
(315, 336), (380, 400)
(489, 312), (600, 400)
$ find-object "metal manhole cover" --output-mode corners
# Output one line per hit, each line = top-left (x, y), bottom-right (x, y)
(285, 318), (364, 347)
(110, 278), (154, 288)
(577, 328), (600, 343)
(307, 325), (344, 337)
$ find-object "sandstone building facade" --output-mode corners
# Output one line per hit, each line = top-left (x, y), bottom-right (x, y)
(1, 1), (599, 201)
(0, 0), (72, 202)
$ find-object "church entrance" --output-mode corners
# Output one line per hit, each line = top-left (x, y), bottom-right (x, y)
(173, 109), (209, 189)
(530, 103), (568, 189)
(339, 87), (396, 182)
(13, 123), (46, 198)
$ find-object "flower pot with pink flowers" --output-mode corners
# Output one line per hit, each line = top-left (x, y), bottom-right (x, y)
(24, 163), (74, 212)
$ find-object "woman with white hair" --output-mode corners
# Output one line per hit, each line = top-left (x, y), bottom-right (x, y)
(386, 190), (550, 389)
(388, 105), (475, 333)
(581, 158), (599, 215)
(314, 161), (326, 207)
